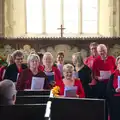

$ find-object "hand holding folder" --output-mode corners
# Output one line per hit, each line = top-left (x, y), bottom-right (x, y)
(64, 86), (77, 97)
(31, 77), (45, 90)
(44, 71), (55, 86)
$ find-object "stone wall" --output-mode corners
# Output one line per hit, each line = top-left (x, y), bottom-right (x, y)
(0, 37), (120, 62)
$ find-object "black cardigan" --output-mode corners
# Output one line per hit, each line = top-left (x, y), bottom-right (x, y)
(4, 63), (27, 82)
(106, 74), (116, 99)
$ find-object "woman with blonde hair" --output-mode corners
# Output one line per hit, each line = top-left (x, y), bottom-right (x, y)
(40, 52), (62, 87)
(72, 52), (92, 97)
(16, 54), (49, 90)
(56, 64), (85, 98)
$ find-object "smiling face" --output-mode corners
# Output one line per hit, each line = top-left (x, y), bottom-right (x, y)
(63, 69), (73, 80)
(29, 57), (39, 69)
(63, 64), (74, 80)
(90, 45), (98, 56)
(97, 46), (107, 58)
(43, 55), (53, 68)
(56, 54), (64, 64)
(14, 55), (23, 66)
(27, 54), (40, 69)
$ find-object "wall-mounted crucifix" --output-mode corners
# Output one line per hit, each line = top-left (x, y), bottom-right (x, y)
(57, 25), (66, 37)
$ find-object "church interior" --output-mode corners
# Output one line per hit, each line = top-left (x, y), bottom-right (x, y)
(0, 0), (120, 120)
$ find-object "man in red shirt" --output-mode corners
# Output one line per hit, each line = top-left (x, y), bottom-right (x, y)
(92, 44), (116, 99)
(84, 42), (98, 69)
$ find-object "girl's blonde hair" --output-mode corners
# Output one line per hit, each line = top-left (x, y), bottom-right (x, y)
(63, 64), (74, 73)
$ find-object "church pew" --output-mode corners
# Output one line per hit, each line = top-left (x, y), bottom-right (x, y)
(17, 90), (50, 96)
(0, 104), (46, 120)
(16, 95), (49, 104)
(50, 97), (106, 120)
(109, 96), (120, 120)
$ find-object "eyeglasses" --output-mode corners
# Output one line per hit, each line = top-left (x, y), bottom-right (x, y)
(90, 47), (96, 50)
(15, 58), (23, 60)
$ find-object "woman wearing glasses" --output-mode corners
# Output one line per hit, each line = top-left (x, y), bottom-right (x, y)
(4, 50), (27, 82)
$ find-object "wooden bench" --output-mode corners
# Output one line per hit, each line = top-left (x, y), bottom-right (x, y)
(50, 97), (106, 120)
(0, 104), (46, 120)
(16, 95), (49, 104)
(109, 96), (120, 120)
(17, 90), (50, 96)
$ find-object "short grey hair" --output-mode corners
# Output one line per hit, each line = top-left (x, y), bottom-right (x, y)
(63, 64), (74, 73)
(43, 52), (53, 60)
(27, 54), (40, 64)
(97, 44), (107, 53)
(0, 80), (17, 104)
(72, 52), (84, 67)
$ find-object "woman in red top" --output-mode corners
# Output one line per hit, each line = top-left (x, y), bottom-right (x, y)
(84, 42), (98, 69)
(40, 52), (62, 87)
(92, 44), (116, 99)
(59, 64), (85, 98)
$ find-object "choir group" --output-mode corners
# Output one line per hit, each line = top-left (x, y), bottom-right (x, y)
(0, 42), (119, 119)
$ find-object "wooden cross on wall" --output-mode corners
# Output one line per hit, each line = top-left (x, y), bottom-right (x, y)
(57, 25), (66, 37)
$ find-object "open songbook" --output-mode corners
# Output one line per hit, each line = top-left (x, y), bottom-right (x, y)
(64, 86), (77, 97)
(44, 71), (55, 84)
(99, 70), (111, 80)
(72, 71), (78, 78)
(31, 77), (45, 90)
(118, 76), (120, 88)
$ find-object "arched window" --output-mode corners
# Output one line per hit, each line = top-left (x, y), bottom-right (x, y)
(26, 0), (98, 35)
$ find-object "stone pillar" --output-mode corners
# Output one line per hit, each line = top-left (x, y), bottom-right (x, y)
(108, 0), (118, 36)
(0, 0), (4, 36)
(4, 0), (14, 37)
(116, 0), (120, 36)
(4, 0), (26, 37)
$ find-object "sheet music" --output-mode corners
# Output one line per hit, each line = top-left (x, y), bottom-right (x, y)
(100, 71), (111, 80)
(44, 71), (54, 76)
(44, 71), (55, 84)
(72, 71), (78, 78)
(64, 86), (77, 97)
(31, 77), (45, 90)
(118, 76), (120, 88)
